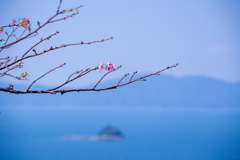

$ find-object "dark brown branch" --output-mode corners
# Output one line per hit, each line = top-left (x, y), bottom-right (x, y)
(0, 37), (112, 71)
(28, 24), (31, 33)
(19, 28), (27, 39)
(48, 68), (92, 91)
(4, 59), (11, 70)
(12, 34), (18, 40)
(5, 32), (9, 36)
(50, 5), (83, 23)
(57, 0), (62, 13)
(60, 5), (82, 14)
(21, 31), (59, 58)
(129, 71), (137, 82)
(0, 62), (27, 80)
(0, 24), (17, 28)
(0, 63), (178, 94)
(117, 73), (129, 85)
(0, 57), (9, 60)
(0, 26), (19, 51)
(37, 21), (41, 27)
(4, 73), (21, 79)
(0, 60), (26, 80)
(66, 70), (83, 82)
(0, 71), (23, 80)
(26, 63), (66, 92)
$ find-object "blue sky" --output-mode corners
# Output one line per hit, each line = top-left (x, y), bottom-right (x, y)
(0, 0), (240, 88)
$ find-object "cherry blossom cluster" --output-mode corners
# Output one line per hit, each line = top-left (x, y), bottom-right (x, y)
(20, 72), (29, 80)
(2, 17), (30, 29)
(98, 61), (115, 73)
(11, 19), (16, 26)
(0, 18), (30, 35)
(18, 17), (30, 28)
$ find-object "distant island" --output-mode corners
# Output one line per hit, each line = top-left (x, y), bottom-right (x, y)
(98, 125), (124, 140)
(62, 125), (124, 140)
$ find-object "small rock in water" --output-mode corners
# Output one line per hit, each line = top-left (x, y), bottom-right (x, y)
(98, 125), (124, 140)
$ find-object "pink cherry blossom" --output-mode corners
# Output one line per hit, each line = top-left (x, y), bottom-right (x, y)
(98, 61), (115, 72)
(11, 19), (16, 25)
(106, 61), (115, 71)
(98, 62), (105, 73)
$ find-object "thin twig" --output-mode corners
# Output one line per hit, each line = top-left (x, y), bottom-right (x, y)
(26, 63), (66, 91)
(0, 57), (9, 60)
(66, 70), (82, 82)
(12, 34), (18, 40)
(21, 31), (59, 58)
(129, 71), (137, 82)
(0, 26), (19, 52)
(19, 28), (27, 39)
(37, 21), (41, 27)
(93, 65), (122, 89)
(57, 0), (62, 13)
(117, 73), (129, 85)
(2, 73), (21, 80)
(49, 8), (82, 23)
(49, 68), (92, 91)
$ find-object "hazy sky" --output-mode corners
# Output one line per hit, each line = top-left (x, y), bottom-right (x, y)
(1, 0), (240, 88)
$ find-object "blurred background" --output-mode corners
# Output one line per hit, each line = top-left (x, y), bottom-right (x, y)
(0, 0), (240, 159)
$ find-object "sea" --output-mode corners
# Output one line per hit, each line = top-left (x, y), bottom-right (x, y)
(0, 107), (240, 160)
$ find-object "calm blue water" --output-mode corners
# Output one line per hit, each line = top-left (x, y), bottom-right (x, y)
(1, 107), (240, 160)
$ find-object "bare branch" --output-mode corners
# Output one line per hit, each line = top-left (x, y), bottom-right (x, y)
(49, 68), (93, 91)
(12, 34), (18, 40)
(129, 71), (137, 82)
(66, 70), (83, 82)
(117, 73), (129, 85)
(37, 21), (41, 27)
(0, 26), (19, 52)
(19, 28), (27, 39)
(26, 63), (66, 92)
(57, 0), (63, 13)
(21, 31), (59, 58)
(49, 10), (81, 23)
(0, 63), (178, 94)
(0, 57), (10, 60)
(2, 73), (21, 80)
